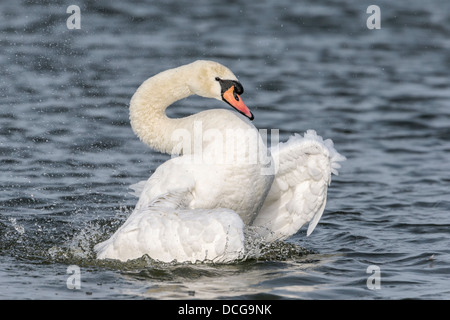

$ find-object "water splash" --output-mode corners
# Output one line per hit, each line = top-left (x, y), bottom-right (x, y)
(8, 217), (25, 235)
(1, 203), (314, 273)
(243, 226), (314, 261)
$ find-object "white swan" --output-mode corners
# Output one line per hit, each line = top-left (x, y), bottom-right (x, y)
(94, 60), (345, 263)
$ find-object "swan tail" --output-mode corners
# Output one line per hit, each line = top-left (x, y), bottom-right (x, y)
(95, 188), (245, 263)
(252, 130), (345, 241)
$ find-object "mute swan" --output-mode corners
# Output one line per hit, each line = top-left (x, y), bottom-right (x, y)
(94, 60), (345, 263)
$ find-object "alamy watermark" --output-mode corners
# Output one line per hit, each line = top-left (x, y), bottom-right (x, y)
(170, 121), (279, 176)
(366, 5), (381, 30)
(366, 265), (381, 290)
(66, 265), (81, 290)
(65, 5), (382, 32)
(61, 4), (384, 294)
(66, 5), (81, 29)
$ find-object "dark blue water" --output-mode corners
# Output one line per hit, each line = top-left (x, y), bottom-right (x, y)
(1, 0), (449, 299)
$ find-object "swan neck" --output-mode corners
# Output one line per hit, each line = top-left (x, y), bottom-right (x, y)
(129, 66), (193, 154)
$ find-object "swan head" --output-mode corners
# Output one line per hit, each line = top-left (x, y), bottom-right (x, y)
(187, 60), (254, 120)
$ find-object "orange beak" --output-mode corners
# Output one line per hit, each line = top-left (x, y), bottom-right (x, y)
(222, 86), (254, 120)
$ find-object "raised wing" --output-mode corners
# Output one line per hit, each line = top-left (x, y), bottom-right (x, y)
(128, 157), (198, 215)
(252, 130), (345, 241)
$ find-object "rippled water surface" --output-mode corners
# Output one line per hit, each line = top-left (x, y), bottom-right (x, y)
(1, 0), (449, 299)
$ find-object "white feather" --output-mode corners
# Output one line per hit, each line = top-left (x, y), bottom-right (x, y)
(94, 189), (245, 263)
(94, 61), (345, 263)
(252, 130), (346, 241)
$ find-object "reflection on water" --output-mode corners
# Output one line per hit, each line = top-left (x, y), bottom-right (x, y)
(119, 252), (339, 299)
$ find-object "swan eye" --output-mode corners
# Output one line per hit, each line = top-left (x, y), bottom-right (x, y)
(215, 77), (220, 81)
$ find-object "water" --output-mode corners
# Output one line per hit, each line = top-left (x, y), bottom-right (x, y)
(1, 0), (449, 300)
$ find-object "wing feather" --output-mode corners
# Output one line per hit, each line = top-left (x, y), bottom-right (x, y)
(252, 130), (345, 241)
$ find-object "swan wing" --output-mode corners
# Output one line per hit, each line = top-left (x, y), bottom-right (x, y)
(252, 130), (345, 241)
(129, 180), (146, 198)
(94, 188), (245, 263)
(129, 157), (201, 214)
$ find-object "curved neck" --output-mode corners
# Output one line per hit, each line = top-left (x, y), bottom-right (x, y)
(129, 65), (194, 154)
